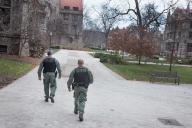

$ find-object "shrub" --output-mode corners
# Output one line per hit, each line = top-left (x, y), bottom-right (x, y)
(50, 45), (60, 49)
(63, 45), (76, 50)
(90, 47), (105, 50)
(153, 56), (159, 59)
(99, 54), (121, 64)
(94, 53), (105, 58)
(94, 53), (128, 64)
(188, 60), (192, 64)
(119, 59), (129, 65)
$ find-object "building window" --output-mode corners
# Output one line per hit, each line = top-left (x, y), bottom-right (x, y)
(64, 6), (70, 10)
(4, 0), (11, 7)
(178, 32), (181, 39)
(0, 45), (7, 53)
(71, 25), (77, 34)
(189, 31), (192, 38)
(0, 8), (10, 26)
(187, 43), (192, 52)
(174, 14), (178, 18)
(166, 42), (171, 51)
(73, 7), (79, 11)
(175, 24), (177, 30)
(68, 37), (73, 44)
(190, 13), (192, 17)
(64, 14), (69, 20)
(190, 22), (192, 28)
(177, 42), (179, 51)
(167, 33), (169, 38)
(72, 15), (78, 21)
(63, 24), (68, 30)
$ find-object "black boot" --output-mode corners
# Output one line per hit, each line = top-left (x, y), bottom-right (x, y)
(45, 98), (48, 102)
(79, 114), (83, 121)
(74, 111), (78, 114)
(50, 95), (54, 103)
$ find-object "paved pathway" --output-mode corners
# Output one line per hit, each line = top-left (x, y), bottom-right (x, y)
(0, 49), (192, 128)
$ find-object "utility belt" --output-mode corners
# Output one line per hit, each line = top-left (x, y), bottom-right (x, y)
(72, 83), (89, 90)
(43, 71), (57, 77)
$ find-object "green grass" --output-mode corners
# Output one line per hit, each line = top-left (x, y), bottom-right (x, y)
(91, 49), (105, 53)
(51, 49), (60, 53)
(104, 63), (192, 84)
(88, 53), (94, 57)
(45, 49), (60, 54)
(0, 59), (33, 79)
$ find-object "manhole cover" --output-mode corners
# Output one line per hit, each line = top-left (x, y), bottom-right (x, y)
(158, 118), (183, 126)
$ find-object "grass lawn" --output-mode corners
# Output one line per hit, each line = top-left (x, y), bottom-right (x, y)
(0, 59), (33, 79)
(51, 49), (60, 53)
(45, 48), (59, 54)
(104, 63), (192, 84)
(91, 49), (105, 53)
(88, 53), (94, 57)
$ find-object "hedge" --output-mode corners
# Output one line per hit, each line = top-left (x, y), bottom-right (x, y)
(94, 53), (127, 64)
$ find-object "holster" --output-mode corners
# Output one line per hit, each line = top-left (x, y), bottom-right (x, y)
(84, 83), (89, 89)
(55, 71), (57, 78)
(72, 83), (75, 90)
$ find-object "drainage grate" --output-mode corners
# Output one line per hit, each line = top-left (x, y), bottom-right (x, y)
(158, 118), (183, 126)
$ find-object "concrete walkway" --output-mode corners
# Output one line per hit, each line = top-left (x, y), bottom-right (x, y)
(0, 49), (192, 128)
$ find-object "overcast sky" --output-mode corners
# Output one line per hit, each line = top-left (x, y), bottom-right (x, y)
(83, 0), (188, 8)
(83, 0), (189, 28)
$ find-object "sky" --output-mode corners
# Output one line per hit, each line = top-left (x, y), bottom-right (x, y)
(83, 0), (189, 29)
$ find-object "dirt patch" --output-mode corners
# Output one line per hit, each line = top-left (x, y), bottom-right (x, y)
(0, 53), (42, 89)
(0, 53), (41, 65)
(0, 76), (14, 89)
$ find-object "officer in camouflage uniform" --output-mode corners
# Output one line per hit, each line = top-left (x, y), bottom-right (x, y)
(38, 51), (61, 103)
(67, 59), (93, 121)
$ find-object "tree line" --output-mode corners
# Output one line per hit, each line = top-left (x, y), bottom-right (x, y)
(83, 0), (182, 64)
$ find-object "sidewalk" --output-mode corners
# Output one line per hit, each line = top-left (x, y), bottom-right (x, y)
(0, 49), (192, 128)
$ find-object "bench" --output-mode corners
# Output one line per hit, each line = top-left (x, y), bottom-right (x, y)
(150, 70), (180, 85)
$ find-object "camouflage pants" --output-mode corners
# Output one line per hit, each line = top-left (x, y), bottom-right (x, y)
(74, 86), (88, 115)
(43, 72), (57, 99)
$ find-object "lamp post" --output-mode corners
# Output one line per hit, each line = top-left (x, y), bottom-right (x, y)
(49, 32), (52, 50)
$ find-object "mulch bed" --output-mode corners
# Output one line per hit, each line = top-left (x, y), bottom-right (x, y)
(0, 53), (42, 65)
(0, 77), (15, 89)
(0, 53), (42, 89)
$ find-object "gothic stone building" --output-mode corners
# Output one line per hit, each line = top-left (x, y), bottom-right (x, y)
(55, 0), (83, 48)
(164, 6), (192, 58)
(0, 0), (83, 56)
(0, 0), (50, 56)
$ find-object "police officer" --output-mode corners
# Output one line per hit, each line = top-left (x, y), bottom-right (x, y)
(67, 59), (93, 121)
(38, 51), (61, 103)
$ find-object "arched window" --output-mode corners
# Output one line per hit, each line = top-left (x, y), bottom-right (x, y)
(4, 0), (11, 7)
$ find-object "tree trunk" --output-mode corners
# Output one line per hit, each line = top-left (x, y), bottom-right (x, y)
(138, 55), (141, 65)
(169, 45), (174, 71)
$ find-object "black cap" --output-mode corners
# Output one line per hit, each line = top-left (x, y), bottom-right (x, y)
(47, 51), (52, 55)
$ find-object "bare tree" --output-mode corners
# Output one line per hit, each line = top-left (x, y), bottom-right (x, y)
(82, 5), (105, 47)
(109, 0), (178, 64)
(93, 2), (122, 44)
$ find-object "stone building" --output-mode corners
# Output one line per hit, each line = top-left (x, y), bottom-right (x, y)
(54, 0), (83, 48)
(0, 0), (50, 56)
(163, 4), (192, 58)
(0, 0), (83, 56)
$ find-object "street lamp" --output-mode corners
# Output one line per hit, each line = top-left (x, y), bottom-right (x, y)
(49, 32), (52, 50)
